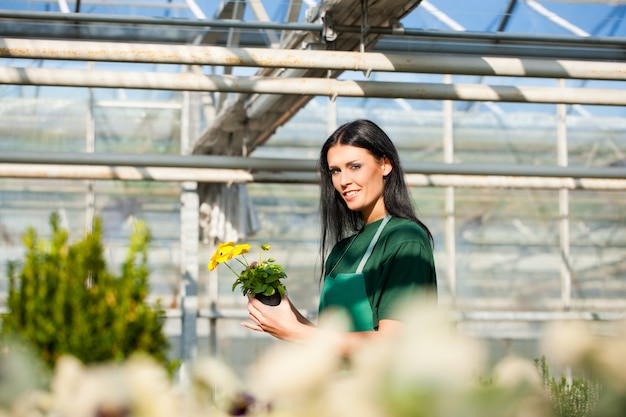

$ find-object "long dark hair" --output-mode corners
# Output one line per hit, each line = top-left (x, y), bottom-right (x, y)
(317, 119), (433, 278)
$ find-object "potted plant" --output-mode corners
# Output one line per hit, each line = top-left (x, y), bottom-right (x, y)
(208, 242), (287, 306)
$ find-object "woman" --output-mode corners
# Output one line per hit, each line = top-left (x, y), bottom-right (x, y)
(243, 119), (437, 353)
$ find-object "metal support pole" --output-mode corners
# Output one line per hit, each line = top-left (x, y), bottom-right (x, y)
(526, 0), (590, 37)
(1, 67), (625, 106)
(2, 151), (626, 179)
(557, 79), (571, 311)
(179, 86), (200, 365)
(443, 74), (456, 301)
(360, 0), (369, 53)
(3, 163), (626, 190)
(2, 38), (625, 81)
(57, 0), (70, 13)
(0, 10), (323, 31)
(180, 182), (199, 363)
(85, 61), (95, 233)
(2, 9), (625, 47)
(208, 239), (218, 356)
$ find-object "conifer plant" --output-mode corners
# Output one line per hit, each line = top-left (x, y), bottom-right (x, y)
(1, 213), (173, 372)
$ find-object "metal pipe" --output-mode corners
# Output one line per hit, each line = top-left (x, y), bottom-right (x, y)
(2, 38), (625, 80)
(557, 78), (572, 310)
(57, 0), (70, 13)
(2, 150), (626, 179)
(373, 39), (625, 61)
(0, 164), (255, 182)
(404, 174), (626, 190)
(526, 0), (589, 37)
(456, 311), (626, 321)
(2, 163), (626, 190)
(0, 150), (317, 171)
(358, 25), (626, 47)
(2, 10), (625, 48)
(4, 150), (626, 178)
(443, 73), (457, 299)
(496, 0), (517, 32)
(2, 67), (625, 106)
(196, 309), (626, 326)
(0, 10), (322, 31)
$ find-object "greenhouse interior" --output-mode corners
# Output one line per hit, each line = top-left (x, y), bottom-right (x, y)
(1, 0), (626, 391)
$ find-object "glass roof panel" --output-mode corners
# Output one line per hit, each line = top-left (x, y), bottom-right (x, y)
(407, 0), (626, 37)
(0, 1), (623, 117)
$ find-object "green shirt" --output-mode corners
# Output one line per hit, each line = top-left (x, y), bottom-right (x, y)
(320, 216), (437, 329)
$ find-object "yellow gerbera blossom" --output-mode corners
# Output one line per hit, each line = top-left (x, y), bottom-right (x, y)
(232, 243), (251, 257)
(208, 242), (252, 271)
(208, 258), (219, 271)
(208, 241), (235, 271)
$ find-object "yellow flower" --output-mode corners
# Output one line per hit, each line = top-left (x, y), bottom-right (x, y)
(207, 259), (219, 271)
(208, 242), (235, 271)
(232, 244), (251, 257)
(208, 243), (251, 271)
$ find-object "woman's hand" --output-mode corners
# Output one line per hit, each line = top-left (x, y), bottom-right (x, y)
(242, 294), (403, 356)
(242, 293), (314, 342)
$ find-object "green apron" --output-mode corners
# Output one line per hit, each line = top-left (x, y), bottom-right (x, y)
(319, 215), (391, 331)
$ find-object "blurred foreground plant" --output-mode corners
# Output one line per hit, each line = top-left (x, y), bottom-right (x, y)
(1, 213), (174, 373)
(535, 356), (601, 417)
(541, 320), (626, 417)
(244, 299), (551, 417)
(1, 289), (626, 417)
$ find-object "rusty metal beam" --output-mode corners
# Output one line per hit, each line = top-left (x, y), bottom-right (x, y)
(2, 163), (626, 191)
(2, 67), (624, 106)
(3, 38), (625, 81)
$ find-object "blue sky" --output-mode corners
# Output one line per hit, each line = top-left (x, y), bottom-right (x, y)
(403, 0), (626, 37)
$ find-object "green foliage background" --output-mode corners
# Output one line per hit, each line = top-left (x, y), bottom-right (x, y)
(1, 213), (172, 371)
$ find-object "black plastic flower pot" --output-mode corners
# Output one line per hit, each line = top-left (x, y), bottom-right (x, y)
(255, 292), (281, 306)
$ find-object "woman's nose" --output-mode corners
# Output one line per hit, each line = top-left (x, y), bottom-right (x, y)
(339, 171), (351, 186)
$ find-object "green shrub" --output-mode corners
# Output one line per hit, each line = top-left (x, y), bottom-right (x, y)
(1, 213), (173, 372)
(535, 356), (602, 417)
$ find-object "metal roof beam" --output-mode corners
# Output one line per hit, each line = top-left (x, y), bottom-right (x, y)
(3, 39), (624, 81)
(371, 38), (625, 61)
(248, 0), (280, 47)
(2, 150), (626, 180)
(525, 0), (590, 37)
(280, 0), (304, 46)
(2, 163), (626, 191)
(57, 0), (71, 13)
(1, 67), (624, 107)
(1, 10), (624, 48)
(184, 0), (207, 19)
(419, 1), (506, 115)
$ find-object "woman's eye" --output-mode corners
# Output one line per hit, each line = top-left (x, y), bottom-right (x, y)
(329, 169), (339, 176)
(350, 164), (360, 170)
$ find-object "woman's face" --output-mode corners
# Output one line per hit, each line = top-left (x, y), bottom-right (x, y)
(327, 144), (392, 224)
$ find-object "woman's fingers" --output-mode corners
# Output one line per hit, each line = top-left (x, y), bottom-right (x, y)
(241, 321), (263, 332)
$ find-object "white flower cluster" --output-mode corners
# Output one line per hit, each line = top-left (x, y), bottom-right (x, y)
(2, 299), (626, 417)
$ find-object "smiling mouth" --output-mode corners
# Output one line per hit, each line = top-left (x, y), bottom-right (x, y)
(343, 190), (359, 199)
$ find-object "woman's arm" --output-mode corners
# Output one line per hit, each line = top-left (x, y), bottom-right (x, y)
(242, 295), (402, 356)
